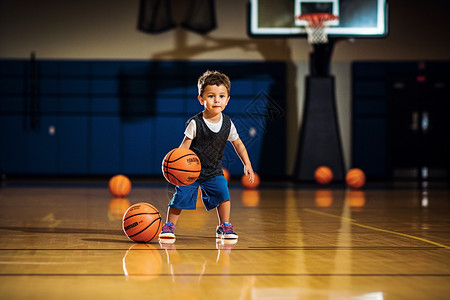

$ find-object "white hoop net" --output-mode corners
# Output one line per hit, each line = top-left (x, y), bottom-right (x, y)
(305, 24), (329, 44)
(298, 13), (338, 44)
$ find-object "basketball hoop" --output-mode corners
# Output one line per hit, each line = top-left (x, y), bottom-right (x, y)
(297, 13), (338, 44)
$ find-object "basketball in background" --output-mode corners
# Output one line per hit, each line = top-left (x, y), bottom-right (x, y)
(314, 166), (333, 185)
(122, 202), (162, 243)
(222, 168), (230, 183)
(241, 172), (260, 189)
(162, 148), (201, 186)
(196, 186), (203, 208)
(346, 168), (366, 189)
(109, 174), (132, 197)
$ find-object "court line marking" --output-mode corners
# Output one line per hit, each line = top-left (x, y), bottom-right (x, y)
(0, 273), (449, 277)
(0, 247), (442, 251)
(304, 208), (450, 250)
(0, 246), (442, 251)
(246, 246), (440, 250)
(0, 261), (81, 265)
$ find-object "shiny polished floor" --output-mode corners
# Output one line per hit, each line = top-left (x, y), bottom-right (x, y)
(0, 179), (449, 299)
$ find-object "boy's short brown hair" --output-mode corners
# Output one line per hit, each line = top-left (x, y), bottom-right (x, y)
(197, 70), (231, 96)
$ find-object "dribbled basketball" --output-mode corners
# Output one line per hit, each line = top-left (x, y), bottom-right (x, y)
(241, 172), (260, 189)
(346, 168), (366, 189)
(109, 174), (132, 197)
(122, 203), (162, 243)
(162, 148), (201, 186)
(314, 166), (333, 185)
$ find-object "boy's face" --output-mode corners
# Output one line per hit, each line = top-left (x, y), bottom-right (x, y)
(198, 84), (230, 115)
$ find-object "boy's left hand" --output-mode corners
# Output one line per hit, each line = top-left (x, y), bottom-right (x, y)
(244, 165), (255, 183)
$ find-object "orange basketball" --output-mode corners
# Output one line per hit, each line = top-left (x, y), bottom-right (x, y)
(122, 203), (162, 243)
(109, 174), (132, 197)
(162, 148), (201, 186)
(241, 172), (260, 189)
(314, 166), (333, 185)
(346, 168), (366, 189)
(222, 168), (230, 183)
(196, 186), (203, 208)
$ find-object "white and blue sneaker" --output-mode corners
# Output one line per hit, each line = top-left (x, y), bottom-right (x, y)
(159, 222), (176, 239)
(216, 222), (238, 239)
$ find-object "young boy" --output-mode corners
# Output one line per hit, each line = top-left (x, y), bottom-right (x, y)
(159, 70), (255, 241)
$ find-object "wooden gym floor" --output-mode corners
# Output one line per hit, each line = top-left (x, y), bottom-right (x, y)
(0, 178), (449, 299)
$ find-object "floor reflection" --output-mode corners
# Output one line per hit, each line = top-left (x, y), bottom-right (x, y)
(122, 243), (163, 281)
(314, 189), (333, 207)
(345, 190), (366, 211)
(108, 197), (130, 221)
(241, 190), (260, 207)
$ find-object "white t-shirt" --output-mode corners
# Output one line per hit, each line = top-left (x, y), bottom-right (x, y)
(184, 113), (239, 142)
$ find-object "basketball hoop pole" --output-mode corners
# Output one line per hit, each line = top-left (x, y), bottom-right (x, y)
(310, 39), (335, 76)
(293, 35), (345, 182)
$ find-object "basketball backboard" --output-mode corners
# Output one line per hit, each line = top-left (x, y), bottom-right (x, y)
(248, 0), (388, 38)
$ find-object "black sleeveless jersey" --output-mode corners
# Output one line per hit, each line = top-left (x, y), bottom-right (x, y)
(188, 112), (231, 181)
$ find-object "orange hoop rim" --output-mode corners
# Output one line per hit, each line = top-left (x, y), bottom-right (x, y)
(297, 13), (339, 27)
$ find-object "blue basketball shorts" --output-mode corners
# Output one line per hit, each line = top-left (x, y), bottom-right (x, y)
(169, 175), (230, 211)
